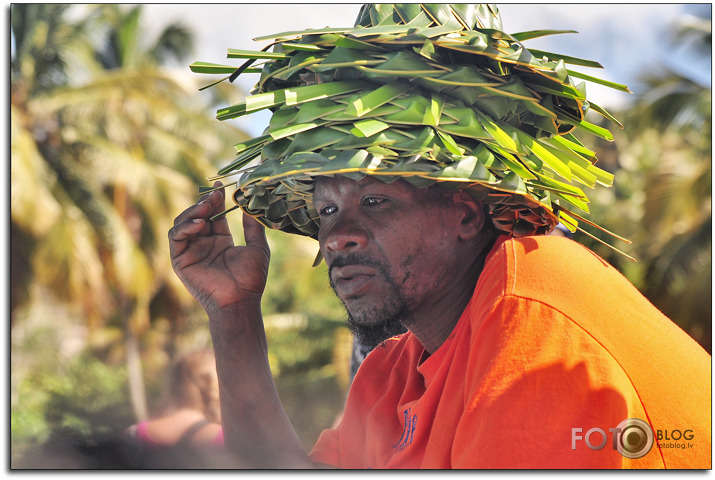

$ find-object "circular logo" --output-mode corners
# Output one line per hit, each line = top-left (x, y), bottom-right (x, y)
(615, 418), (654, 459)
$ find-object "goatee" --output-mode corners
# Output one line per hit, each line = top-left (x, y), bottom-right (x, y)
(329, 253), (410, 351)
(346, 308), (408, 352)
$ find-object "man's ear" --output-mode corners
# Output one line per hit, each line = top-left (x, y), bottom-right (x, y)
(452, 190), (486, 241)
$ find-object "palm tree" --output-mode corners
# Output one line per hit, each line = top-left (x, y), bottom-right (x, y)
(581, 8), (711, 351)
(11, 4), (95, 311)
(11, 4), (247, 422)
(631, 11), (711, 352)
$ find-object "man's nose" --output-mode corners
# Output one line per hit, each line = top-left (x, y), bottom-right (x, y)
(323, 216), (369, 253)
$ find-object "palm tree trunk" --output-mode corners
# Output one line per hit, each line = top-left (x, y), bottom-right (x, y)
(124, 306), (148, 422)
(115, 181), (149, 422)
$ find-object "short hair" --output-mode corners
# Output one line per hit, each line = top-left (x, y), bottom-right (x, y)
(166, 349), (220, 423)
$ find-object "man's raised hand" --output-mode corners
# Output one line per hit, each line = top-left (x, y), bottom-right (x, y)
(168, 182), (270, 315)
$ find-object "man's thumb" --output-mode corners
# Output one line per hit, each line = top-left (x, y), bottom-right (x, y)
(242, 212), (268, 251)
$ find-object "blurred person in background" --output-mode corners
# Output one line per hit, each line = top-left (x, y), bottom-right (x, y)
(127, 348), (223, 449)
(16, 347), (234, 471)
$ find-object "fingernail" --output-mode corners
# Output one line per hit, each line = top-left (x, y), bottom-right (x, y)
(193, 219), (204, 224)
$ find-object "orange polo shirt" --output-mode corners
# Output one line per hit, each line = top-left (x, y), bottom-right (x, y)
(309, 235), (711, 469)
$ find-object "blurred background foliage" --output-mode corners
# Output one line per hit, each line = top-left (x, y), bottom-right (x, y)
(10, 3), (711, 466)
(575, 6), (711, 352)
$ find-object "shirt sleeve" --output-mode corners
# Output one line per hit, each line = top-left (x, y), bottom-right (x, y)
(309, 429), (340, 467)
(452, 294), (651, 468)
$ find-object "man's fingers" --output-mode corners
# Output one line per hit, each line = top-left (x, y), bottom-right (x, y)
(173, 181), (226, 226)
(169, 218), (206, 258)
(198, 180), (225, 205)
(207, 181), (226, 215)
(242, 213), (269, 253)
(173, 198), (214, 226)
(206, 184), (233, 237)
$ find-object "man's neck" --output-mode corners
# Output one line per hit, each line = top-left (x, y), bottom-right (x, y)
(408, 235), (496, 355)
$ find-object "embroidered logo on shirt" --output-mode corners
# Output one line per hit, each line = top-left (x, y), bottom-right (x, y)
(393, 407), (418, 452)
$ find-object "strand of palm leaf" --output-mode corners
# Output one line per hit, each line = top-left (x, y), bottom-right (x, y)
(191, 3), (631, 255)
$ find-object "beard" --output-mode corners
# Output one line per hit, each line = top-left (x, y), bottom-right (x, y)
(346, 305), (408, 352)
(329, 253), (409, 351)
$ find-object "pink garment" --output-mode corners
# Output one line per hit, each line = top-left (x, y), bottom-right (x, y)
(134, 421), (161, 447)
(133, 420), (224, 446)
(214, 429), (224, 446)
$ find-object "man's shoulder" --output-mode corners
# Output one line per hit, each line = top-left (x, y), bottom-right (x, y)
(488, 234), (607, 271)
(479, 234), (628, 311)
(480, 234), (677, 341)
(486, 235), (618, 286)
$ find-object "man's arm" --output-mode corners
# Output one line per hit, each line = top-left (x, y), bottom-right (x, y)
(168, 184), (313, 468)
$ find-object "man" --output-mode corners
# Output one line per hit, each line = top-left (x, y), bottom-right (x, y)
(170, 175), (710, 469)
(170, 4), (711, 468)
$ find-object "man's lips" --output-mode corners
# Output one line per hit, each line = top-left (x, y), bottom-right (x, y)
(331, 265), (378, 298)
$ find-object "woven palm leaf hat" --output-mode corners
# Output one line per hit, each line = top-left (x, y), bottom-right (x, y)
(191, 4), (631, 257)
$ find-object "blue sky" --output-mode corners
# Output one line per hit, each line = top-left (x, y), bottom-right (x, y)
(138, 3), (710, 137)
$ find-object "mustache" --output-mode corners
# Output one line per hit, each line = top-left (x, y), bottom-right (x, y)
(329, 253), (382, 270)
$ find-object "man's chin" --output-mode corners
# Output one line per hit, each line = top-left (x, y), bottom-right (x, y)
(332, 275), (411, 350)
(346, 311), (408, 351)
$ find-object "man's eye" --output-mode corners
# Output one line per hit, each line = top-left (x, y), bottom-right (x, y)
(362, 197), (385, 207)
(319, 205), (337, 216)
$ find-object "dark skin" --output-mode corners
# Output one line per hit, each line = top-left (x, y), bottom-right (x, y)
(168, 175), (495, 467)
(315, 176), (494, 353)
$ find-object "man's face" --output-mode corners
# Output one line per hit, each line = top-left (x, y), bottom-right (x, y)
(313, 175), (461, 346)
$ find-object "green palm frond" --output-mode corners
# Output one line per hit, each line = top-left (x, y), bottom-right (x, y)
(192, 3), (629, 247)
